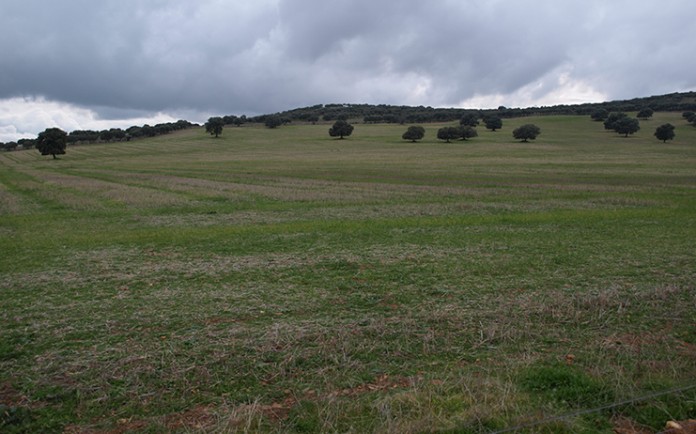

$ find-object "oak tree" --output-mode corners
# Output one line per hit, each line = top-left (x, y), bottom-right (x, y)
(36, 128), (67, 159)
(512, 124), (541, 142)
(484, 116), (503, 131)
(205, 117), (225, 137)
(459, 126), (478, 140)
(328, 120), (354, 139)
(437, 126), (460, 143)
(613, 117), (640, 137)
(654, 123), (675, 143)
(604, 112), (627, 130)
(636, 107), (653, 120)
(402, 125), (425, 142)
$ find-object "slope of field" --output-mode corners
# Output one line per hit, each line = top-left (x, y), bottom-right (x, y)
(1, 115), (695, 432)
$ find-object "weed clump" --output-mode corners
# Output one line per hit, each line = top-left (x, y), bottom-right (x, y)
(519, 362), (613, 408)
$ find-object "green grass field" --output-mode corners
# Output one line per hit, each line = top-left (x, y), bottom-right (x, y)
(1, 114), (695, 433)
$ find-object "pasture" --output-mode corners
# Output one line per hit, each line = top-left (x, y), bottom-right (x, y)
(1, 114), (695, 432)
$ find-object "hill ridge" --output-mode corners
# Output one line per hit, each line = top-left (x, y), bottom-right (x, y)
(242, 91), (696, 124)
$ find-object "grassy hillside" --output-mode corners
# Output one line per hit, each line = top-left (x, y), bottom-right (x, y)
(1, 114), (695, 432)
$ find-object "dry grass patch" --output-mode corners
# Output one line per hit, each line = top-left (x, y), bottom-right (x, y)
(0, 185), (39, 214)
(2, 173), (107, 211)
(21, 169), (190, 208)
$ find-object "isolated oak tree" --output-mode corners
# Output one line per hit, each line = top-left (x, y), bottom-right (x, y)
(512, 124), (541, 142)
(36, 127), (67, 159)
(402, 125), (425, 142)
(205, 117), (225, 137)
(654, 123), (675, 143)
(328, 120), (354, 139)
(613, 116), (640, 137)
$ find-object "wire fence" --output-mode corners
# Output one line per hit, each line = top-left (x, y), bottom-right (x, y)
(491, 383), (696, 433)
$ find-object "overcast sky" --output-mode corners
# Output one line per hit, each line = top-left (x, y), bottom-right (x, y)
(1, 0), (695, 141)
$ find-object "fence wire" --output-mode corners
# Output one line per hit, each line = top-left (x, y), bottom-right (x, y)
(491, 383), (696, 433)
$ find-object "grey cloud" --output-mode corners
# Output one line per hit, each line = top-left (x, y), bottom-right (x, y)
(1, 0), (695, 126)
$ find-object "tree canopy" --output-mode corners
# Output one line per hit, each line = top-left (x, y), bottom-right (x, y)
(437, 126), (460, 143)
(512, 124), (541, 142)
(205, 117), (225, 137)
(591, 108), (609, 121)
(484, 116), (503, 131)
(36, 128), (67, 159)
(459, 113), (480, 127)
(613, 116), (640, 137)
(264, 116), (283, 129)
(459, 126), (478, 141)
(654, 123), (675, 142)
(604, 112), (628, 130)
(637, 107), (654, 120)
(328, 120), (354, 139)
(402, 126), (425, 142)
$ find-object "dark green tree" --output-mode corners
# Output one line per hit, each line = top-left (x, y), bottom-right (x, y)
(141, 125), (156, 137)
(604, 112), (627, 130)
(459, 113), (479, 127)
(99, 129), (114, 142)
(590, 108), (609, 121)
(682, 111), (695, 122)
(265, 116), (283, 129)
(110, 128), (126, 141)
(205, 117), (225, 137)
(459, 126), (478, 140)
(654, 123), (675, 143)
(402, 126), (425, 142)
(2, 141), (18, 151)
(437, 126), (460, 143)
(613, 117), (640, 137)
(328, 120), (354, 139)
(234, 115), (247, 126)
(36, 128), (67, 159)
(223, 115), (238, 125)
(636, 107), (653, 120)
(484, 116), (503, 131)
(18, 138), (36, 149)
(513, 124), (541, 142)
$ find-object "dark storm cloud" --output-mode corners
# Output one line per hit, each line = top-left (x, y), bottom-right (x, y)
(0, 0), (276, 112)
(1, 0), (695, 140)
